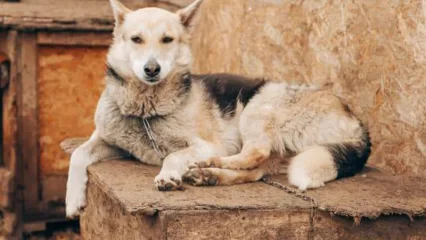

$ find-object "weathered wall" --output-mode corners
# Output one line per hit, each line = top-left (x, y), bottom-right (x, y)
(191, 0), (426, 177)
(38, 46), (107, 175)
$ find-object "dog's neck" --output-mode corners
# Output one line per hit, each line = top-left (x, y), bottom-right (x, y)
(105, 65), (192, 119)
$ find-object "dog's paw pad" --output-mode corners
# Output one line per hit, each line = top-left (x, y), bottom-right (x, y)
(183, 168), (218, 186)
(154, 171), (183, 191)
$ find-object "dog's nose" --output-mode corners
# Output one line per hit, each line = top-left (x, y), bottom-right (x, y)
(144, 59), (161, 78)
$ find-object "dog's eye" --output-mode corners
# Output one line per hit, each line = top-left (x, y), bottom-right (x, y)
(162, 36), (174, 44)
(131, 36), (143, 44)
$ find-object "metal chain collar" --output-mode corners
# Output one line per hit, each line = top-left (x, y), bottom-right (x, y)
(142, 118), (164, 160)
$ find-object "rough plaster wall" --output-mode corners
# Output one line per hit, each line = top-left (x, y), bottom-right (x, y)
(38, 46), (107, 175)
(191, 0), (426, 177)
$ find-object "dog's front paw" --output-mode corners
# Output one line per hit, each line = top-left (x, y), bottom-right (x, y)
(154, 171), (183, 191)
(183, 168), (219, 186)
(65, 184), (87, 218)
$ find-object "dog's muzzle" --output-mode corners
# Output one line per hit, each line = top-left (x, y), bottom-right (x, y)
(144, 58), (161, 81)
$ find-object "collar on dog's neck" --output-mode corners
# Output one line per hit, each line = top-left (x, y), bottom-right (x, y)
(142, 118), (164, 160)
(106, 64), (125, 84)
(141, 72), (191, 160)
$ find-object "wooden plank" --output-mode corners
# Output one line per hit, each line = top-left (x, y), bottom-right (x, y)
(41, 175), (67, 209)
(0, 167), (13, 208)
(0, 31), (18, 176)
(37, 31), (112, 46)
(0, 52), (10, 170)
(0, 53), (5, 167)
(0, 0), (184, 31)
(19, 31), (40, 216)
(19, 175), (68, 221)
(0, 29), (21, 239)
(0, 53), (9, 89)
(38, 46), (107, 176)
(0, 209), (17, 237)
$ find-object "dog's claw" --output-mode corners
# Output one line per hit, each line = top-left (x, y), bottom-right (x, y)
(154, 171), (183, 191)
(188, 163), (199, 169)
(183, 168), (219, 186)
(191, 157), (220, 169)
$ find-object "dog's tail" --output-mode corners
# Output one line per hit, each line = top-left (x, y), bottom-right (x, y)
(288, 129), (371, 191)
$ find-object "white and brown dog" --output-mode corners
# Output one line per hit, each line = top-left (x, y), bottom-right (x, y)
(64, 0), (371, 218)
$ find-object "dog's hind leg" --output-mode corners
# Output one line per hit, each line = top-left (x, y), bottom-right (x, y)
(196, 135), (272, 170)
(184, 158), (280, 186)
(65, 130), (129, 218)
(194, 102), (275, 170)
(184, 166), (266, 186)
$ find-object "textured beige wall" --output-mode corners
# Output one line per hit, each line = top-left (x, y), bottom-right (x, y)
(191, 0), (426, 177)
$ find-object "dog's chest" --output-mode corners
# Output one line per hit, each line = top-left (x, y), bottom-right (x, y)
(148, 117), (190, 154)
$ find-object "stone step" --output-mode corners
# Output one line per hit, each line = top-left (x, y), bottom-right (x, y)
(80, 159), (426, 240)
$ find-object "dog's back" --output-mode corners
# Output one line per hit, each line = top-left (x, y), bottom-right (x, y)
(193, 73), (265, 117)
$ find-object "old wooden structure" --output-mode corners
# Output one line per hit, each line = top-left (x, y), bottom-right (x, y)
(0, 0), (191, 238)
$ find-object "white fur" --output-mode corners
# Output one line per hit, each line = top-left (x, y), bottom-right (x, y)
(66, 131), (98, 217)
(65, 130), (128, 217)
(66, 145), (91, 217)
(288, 146), (338, 191)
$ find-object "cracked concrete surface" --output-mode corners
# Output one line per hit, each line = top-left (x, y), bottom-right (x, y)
(79, 160), (426, 240)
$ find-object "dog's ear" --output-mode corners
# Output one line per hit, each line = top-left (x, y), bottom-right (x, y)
(110, 0), (131, 27)
(177, 0), (204, 28)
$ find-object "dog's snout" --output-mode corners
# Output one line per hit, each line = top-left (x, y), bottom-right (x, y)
(144, 59), (161, 78)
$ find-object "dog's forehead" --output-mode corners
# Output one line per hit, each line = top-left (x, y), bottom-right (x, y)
(124, 8), (182, 34)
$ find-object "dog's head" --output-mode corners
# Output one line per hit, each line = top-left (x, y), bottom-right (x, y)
(107, 0), (203, 85)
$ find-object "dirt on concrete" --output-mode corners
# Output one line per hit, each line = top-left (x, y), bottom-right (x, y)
(87, 160), (311, 215)
(79, 159), (426, 240)
(265, 166), (426, 219)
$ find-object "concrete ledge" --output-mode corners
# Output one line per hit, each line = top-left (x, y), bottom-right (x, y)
(81, 160), (426, 240)
(266, 167), (426, 219)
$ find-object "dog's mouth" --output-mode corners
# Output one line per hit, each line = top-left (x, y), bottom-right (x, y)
(143, 76), (162, 85)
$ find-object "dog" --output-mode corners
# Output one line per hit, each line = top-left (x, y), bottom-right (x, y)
(65, 0), (371, 218)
